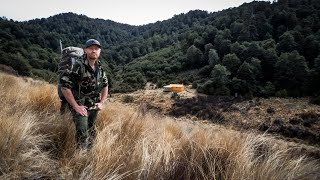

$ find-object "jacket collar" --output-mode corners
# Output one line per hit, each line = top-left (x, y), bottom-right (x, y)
(84, 58), (99, 72)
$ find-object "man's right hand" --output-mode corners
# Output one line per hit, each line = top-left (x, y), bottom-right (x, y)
(61, 88), (88, 116)
(74, 105), (88, 116)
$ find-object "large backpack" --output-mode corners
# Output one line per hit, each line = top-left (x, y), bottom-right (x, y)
(57, 47), (84, 100)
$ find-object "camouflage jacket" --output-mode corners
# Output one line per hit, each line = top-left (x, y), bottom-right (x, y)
(59, 58), (108, 107)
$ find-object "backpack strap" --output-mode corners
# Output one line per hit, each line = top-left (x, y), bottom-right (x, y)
(95, 65), (101, 89)
(95, 62), (106, 97)
(77, 56), (86, 101)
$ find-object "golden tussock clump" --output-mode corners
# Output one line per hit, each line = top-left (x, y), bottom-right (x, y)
(0, 72), (319, 180)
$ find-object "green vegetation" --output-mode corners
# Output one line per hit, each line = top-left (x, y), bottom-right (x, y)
(122, 95), (134, 103)
(1, 72), (319, 180)
(1, 0), (320, 99)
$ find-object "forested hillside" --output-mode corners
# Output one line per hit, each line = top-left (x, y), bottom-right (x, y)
(0, 0), (320, 98)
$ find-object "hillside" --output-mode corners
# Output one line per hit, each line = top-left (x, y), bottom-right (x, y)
(115, 88), (320, 148)
(1, 72), (320, 179)
(1, 0), (320, 98)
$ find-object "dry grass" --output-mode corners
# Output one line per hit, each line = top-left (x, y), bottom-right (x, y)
(0, 72), (319, 180)
(0, 106), (59, 179)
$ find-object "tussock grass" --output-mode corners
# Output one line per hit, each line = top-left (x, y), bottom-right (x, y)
(26, 83), (60, 113)
(0, 109), (59, 179)
(0, 72), (319, 179)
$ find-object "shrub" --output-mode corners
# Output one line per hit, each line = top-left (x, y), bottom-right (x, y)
(122, 95), (134, 103)
(275, 89), (288, 98)
(214, 86), (230, 96)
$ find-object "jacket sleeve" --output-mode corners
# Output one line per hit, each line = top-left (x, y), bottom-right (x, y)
(60, 63), (82, 89)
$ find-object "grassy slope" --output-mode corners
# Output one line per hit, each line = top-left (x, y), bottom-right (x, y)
(0, 72), (319, 179)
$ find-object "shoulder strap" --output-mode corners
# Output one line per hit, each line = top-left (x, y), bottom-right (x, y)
(75, 56), (86, 99)
(95, 66), (101, 90)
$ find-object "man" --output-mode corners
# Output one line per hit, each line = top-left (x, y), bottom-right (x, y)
(60, 39), (108, 149)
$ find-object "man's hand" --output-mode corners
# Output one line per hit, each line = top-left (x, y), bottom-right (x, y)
(95, 102), (104, 111)
(61, 87), (88, 116)
(74, 105), (88, 116)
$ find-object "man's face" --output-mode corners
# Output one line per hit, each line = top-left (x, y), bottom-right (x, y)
(84, 45), (101, 60)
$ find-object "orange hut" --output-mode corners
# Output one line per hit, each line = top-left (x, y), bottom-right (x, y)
(163, 84), (185, 92)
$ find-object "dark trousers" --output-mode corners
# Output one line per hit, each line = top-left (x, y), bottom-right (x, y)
(72, 109), (98, 149)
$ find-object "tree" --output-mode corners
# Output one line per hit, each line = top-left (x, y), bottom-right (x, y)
(251, 12), (273, 40)
(248, 25), (259, 41)
(204, 43), (214, 52)
(310, 55), (320, 94)
(186, 45), (203, 68)
(231, 42), (246, 60)
(197, 80), (215, 95)
(132, 47), (141, 58)
(222, 53), (241, 75)
(314, 54), (320, 72)
(230, 21), (244, 40)
(261, 48), (278, 82)
(271, 11), (298, 39)
(203, 43), (214, 63)
(262, 39), (276, 50)
(300, 35), (320, 66)
(186, 31), (199, 46)
(123, 47), (133, 63)
(1, 2), (320, 96)
(236, 61), (260, 94)
(204, 25), (218, 44)
(5, 53), (32, 76)
(198, 64), (231, 95)
(194, 37), (205, 50)
(275, 51), (309, 96)
(245, 42), (264, 61)
(276, 31), (297, 54)
(250, 58), (262, 80)
(237, 26), (251, 42)
(208, 49), (220, 67)
(231, 77), (248, 95)
(210, 64), (231, 86)
(263, 81), (276, 96)
(237, 61), (256, 80)
(214, 32), (231, 57)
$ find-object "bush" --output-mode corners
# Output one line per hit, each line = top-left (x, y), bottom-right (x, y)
(122, 95), (134, 103)
(31, 69), (57, 83)
(275, 89), (288, 98)
(214, 86), (230, 96)
(192, 81), (198, 89)
(198, 65), (212, 76)
(309, 95), (320, 105)
(263, 81), (276, 97)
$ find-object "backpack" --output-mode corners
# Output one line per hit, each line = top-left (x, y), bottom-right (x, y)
(57, 46), (84, 100)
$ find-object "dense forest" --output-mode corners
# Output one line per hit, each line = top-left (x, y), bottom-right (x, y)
(0, 0), (320, 100)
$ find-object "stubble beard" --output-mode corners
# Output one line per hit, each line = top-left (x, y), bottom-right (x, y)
(88, 53), (99, 61)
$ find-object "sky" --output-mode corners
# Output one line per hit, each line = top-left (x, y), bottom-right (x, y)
(0, 0), (271, 26)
